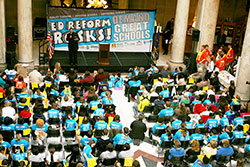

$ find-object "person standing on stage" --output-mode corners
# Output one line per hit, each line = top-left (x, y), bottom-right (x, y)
(162, 18), (174, 55)
(66, 28), (79, 66)
(225, 44), (234, 64)
(196, 45), (207, 71)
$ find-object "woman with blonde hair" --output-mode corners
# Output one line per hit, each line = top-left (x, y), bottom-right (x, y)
(102, 91), (113, 105)
(184, 139), (201, 163)
(54, 62), (61, 74)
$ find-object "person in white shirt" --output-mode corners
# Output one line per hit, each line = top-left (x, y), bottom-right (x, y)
(2, 101), (16, 121)
(61, 96), (74, 107)
(153, 77), (164, 89)
(29, 146), (46, 162)
(99, 143), (117, 160)
(205, 57), (214, 80)
(29, 67), (44, 85)
(118, 143), (134, 159)
(200, 105), (213, 117)
(46, 146), (61, 165)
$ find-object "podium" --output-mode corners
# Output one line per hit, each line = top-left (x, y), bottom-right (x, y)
(99, 43), (110, 65)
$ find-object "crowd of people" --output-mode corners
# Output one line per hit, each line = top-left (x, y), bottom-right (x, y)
(0, 64), (143, 167)
(122, 44), (250, 166)
(0, 43), (247, 167)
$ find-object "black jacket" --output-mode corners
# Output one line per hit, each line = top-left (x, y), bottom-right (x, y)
(66, 32), (79, 51)
(129, 120), (147, 140)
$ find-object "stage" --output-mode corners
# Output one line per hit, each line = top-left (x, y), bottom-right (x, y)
(51, 51), (154, 72)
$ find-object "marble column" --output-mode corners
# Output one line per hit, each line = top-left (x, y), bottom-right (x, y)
(235, 11), (250, 101)
(0, 0), (6, 69)
(118, 0), (129, 9)
(195, 0), (220, 52)
(170, 0), (190, 64)
(18, 0), (33, 68)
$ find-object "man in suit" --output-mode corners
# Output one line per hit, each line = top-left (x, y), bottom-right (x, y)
(162, 18), (174, 55)
(66, 28), (79, 66)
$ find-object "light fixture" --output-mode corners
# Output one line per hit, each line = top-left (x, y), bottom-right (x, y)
(86, 0), (108, 9)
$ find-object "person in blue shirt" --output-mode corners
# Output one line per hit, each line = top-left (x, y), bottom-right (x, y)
(110, 74), (117, 85)
(216, 139), (234, 160)
(225, 108), (235, 117)
(11, 134), (29, 151)
(0, 134), (11, 149)
(65, 116), (78, 131)
(75, 97), (87, 109)
(232, 125), (245, 143)
(15, 117), (29, 131)
(60, 84), (72, 97)
(207, 128), (219, 143)
(152, 117), (167, 134)
(193, 155), (212, 167)
(230, 96), (241, 106)
(191, 95), (202, 105)
(174, 129), (189, 141)
(244, 144), (250, 152)
(195, 119), (205, 128)
(203, 94), (216, 106)
(233, 112), (244, 129)
(185, 116), (193, 129)
(219, 126), (233, 143)
(158, 101), (174, 118)
(48, 103), (60, 118)
(17, 98), (29, 112)
(89, 96), (101, 111)
(32, 88), (44, 101)
(13, 146), (26, 161)
(113, 127), (132, 147)
(100, 87), (107, 99)
(110, 115), (123, 130)
(114, 77), (123, 89)
(1, 117), (15, 131)
(160, 128), (173, 145)
(80, 130), (97, 147)
(206, 113), (218, 130)
(128, 78), (141, 88)
(168, 140), (184, 160)
(190, 128), (203, 142)
(80, 116), (92, 134)
(83, 140), (96, 158)
(102, 91), (113, 105)
(171, 116), (182, 129)
(159, 85), (170, 99)
(93, 104), (105, 117)
(94, 116), (108, 130)
(219, 113), (229, 128)
(31, 119), (48, 133)
(17, 89), (30, 101)
(49, 86), (59, 97)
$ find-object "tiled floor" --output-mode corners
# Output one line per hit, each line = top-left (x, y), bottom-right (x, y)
(113, 87), (164, 167)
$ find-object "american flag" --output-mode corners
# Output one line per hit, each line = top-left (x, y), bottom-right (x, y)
(153, 28), (160, 61)
(47, 31), (54, 59)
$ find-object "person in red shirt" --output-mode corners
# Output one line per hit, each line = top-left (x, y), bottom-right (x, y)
(15, 76), (27, 89)
(196, 45), (207, 71)
(215, 54), (226, 71)
(226, 44), (234, 64)
(19, 106), (31, 118)
(0, 86), (6, 98)
(94, 68), (108, 84)
(80, 71), (94, 84)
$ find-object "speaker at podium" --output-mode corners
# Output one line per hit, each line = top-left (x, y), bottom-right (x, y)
(99, 43), (110, 65)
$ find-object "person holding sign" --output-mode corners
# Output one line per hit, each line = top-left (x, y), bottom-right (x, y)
(66, 28), (79, 66)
